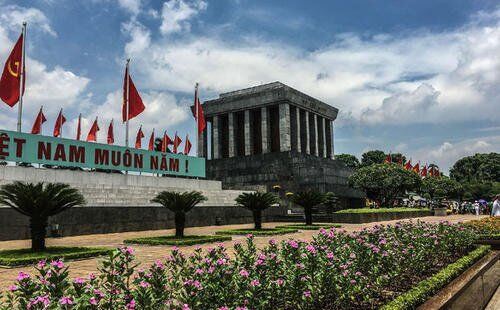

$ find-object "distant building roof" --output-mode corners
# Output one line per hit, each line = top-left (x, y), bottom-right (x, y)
(203, 81), (339, 120)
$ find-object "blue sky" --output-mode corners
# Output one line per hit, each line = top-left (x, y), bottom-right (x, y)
(0, 0), (499, 172)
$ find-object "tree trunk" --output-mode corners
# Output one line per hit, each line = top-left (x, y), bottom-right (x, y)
(174, 212), (186, 238)
(30, 217), (47, 252)
(305, 207), (313, 226)
(253, 210), (262, 230)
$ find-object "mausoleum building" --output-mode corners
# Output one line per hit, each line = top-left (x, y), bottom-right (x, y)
(200, 82), (364, 207)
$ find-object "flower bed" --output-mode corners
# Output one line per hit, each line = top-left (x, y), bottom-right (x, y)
(1, 221), (481, 309)
(275, 224), (342, 230)
(215, 228), (298, 236)
(464, 217), (500, 237)
(335, 207), (426, 213)
(0, 247), (112, 267)
(124, 235), (232, 246)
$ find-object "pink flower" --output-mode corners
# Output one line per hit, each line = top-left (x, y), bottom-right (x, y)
(17, 271), (30, 281)
(126, 299), (136, 310)
(59, 296), (73, 305)
(51, 260), (64, 269)
(350, 279), (357, 284)
(154, 259), (165, 270)
(195, 268), (204, 274)
(182, 304), (191, 310)
(379, 238), (387, 245)
(239, 269), (249, 278)
(88, 273), (96, 280)
(219, 307), (230, 310)
(139, 281), (150, 288)
(120, 246), (134, 255)
(276, 278), (284, 286)
(236, 307), (248, 310)
(8, 285), (18, 292)
(250, 279), (260, 287)
(288, 240), (299, 249)
(306, 244), (317, 254)
(246, 234), (254, 239)
(37, 260), (46, 268)
(217, 258), (227, 265)
(269, 239), (277, 245)
(326, 252), (334, 260)
(349, 253), (356, 259)
(303, 290), (311, 297)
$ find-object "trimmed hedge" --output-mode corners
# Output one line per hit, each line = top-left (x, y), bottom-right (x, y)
(335, 207), (427, 214)
(215, 228), (298, 236)
(0, 246), (113, 267)
(124, 235), (231, 246)
(381, 245), (491, 310)
(275, 224), (342, 230)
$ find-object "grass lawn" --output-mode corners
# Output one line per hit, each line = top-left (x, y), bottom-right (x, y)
(215, 228), (298, 236)
(335, 207), (429, 214)
(0, 246), (113, 267)
(275, 224), (342, 230)
(124, 235), (232, 246)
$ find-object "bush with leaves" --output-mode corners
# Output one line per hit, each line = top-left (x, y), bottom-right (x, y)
(288, 190), (325, 225)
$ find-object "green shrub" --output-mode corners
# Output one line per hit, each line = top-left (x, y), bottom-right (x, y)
(124, 235), (231, 246)
(275, 224), (341, 230)
(215, 228), (298, 236)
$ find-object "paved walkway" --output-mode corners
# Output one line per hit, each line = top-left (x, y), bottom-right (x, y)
(0, 214), (485, 290)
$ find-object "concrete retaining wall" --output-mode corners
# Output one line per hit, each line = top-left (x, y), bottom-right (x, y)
(0, 205), (288, 241)
(276, 210), (433, 223)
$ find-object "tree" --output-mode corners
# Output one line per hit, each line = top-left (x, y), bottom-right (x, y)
(288, 190), (325, 225)
(450, 153), (500, 183)
(235, 192), (279, 229)
(421, 176), (463, 200)
(360, 150), (386, 167)
(336, 154), (360, 169)
(0, 182), (85, 251)
(323, 192), (341, 212)
(390, 153), (406, 165)
(349, 163), (422, 207)
(151, 191), (207, 237)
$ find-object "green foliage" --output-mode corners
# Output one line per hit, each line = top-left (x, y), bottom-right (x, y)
(462, 181), (500, 200)
(215, 228), (298, 236)
(0, 182), (85, 251)
(349, 164), (422, 206)
(390, 153), (406, 165)
(421, 176), (463, 200)
(335, 153), (360, 169)
(288, 190), (325, 225)
(335, 207), (428, 214)
(0, 247), (111, 267)
(360, 150), (386, 167)
(450, 153), (499, 183)
(151, 191), (207, 237)
(124, 235), (231, 246)
(381, 245), (491, 310)
(323, 192), (341, 212)
(235, 192), (280, 229)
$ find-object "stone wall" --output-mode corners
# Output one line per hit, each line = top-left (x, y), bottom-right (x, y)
(0, 205), (288, 241)
(275, 210), (433, 224)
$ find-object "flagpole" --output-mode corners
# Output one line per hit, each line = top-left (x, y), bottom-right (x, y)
(194, 82), (199, 157)
(60, 108), (63, 138)
(17, 22), (27, 133)
(125, 59), (130, 147)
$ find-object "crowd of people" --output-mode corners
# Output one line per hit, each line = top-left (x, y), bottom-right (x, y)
(453, 195), (500, 216)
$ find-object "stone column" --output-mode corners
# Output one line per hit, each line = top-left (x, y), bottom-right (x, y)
(261, 107), (269, 154)
(296, 107), (301, 152)
(228, 112), (235, 157)
(279, 103), (291, 152)
(244, 110), (252, 156)
(331, 121), (335, 159)
(322, 117), (327, 158)
(305, 111), (310, 154)
(212, 115), (220, 159)
(313, 114), (319, 156)
(196, 129), (206, 158)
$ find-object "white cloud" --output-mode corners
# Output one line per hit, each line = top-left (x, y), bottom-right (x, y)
(412, 136), (500, 173)
(117, 0), (141, 16)
(0, 5), (56, 36)
(122, 20), (151, 56)
(159, 0), (207, 35)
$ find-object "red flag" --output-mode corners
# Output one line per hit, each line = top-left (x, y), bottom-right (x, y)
(404, 159), (412, 171)
(30, 107), (46, 134)
(191, 86), (206, 135)
(107, 120), (114, 145)
(53, 109), (66, 137)
(76, 114), (82, 140)
(0, 33), (24, 107)
(420, 165), (428, 177)
(135, 126), (144, 149)
(86, 118), (99, 142)
(398, 157), (403, 165)
(122, 63), (145, 122)
(162, 132), (173, 152)
(384, 153), (392, 164)
(184, 134), (192, 155)
(148, 129), (155, 151)
(412, 162), (420, 174)
(173, 132), (182, 154)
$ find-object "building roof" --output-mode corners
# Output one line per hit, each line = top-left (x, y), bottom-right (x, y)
(202, 81), (339, 120)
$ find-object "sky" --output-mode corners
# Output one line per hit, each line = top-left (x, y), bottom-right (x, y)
(0, 0), (499, 173)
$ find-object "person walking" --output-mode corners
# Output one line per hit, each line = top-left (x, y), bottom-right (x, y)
(492, 195), (500, 217)
(473, 201), (480, 216)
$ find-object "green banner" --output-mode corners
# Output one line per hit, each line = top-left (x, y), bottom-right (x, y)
(0, 129), (206, 178)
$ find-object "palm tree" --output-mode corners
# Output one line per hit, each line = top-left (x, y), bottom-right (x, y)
(0, 182), (86, 251)
(151, 191), (207, 237)
(323, 192), (341, 212)
(289, 190), (325, 225)
(235, 192), (279, 229)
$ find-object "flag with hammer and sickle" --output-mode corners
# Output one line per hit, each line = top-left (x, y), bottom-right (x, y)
(0, 33), (24, 107)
